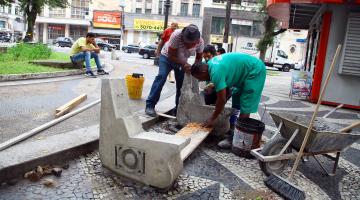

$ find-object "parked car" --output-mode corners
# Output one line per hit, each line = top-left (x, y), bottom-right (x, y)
(139, 45), (157, 59)
(122, 44), (140, 53)
(95, 38), (116, 51)
(54, 37), (73, 47)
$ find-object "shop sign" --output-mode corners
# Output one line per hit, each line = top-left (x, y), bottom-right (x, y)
(93, 11), (121, 29)
(133, 19), (189, 31)
(210, 34), (232, 44)
(290, 71), (312, 98)
(48, 25), (64, 30)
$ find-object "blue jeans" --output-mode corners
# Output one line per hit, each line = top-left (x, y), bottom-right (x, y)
(71, 51), (102, 71)
(146, 55), (185, 109)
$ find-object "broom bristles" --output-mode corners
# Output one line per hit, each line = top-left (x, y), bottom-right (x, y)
(264, 174), (305, 200)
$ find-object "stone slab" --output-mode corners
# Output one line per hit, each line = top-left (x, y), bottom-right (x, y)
(30, 60), (83, 69)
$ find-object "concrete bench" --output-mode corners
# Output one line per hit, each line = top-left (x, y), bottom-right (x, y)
(30, 60), (83, 69)
(177, 74), (233, 135)
(99, 78), (191, 189)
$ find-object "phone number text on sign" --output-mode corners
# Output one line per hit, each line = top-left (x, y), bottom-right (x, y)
(134, 19), (164, 31)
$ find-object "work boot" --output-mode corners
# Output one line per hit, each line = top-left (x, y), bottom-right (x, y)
(145, 107), (156, 117)
(217, 127), (234, 149)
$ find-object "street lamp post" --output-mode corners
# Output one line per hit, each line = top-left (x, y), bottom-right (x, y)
(154, 0), (171, 65)
(119, 0), (126, 51)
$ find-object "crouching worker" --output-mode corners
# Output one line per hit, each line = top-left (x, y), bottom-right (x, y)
(70, 32), (108, 78)
(191, 52), (266, 149)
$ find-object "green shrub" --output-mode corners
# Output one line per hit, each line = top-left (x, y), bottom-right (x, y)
(6, 43), (52, 61)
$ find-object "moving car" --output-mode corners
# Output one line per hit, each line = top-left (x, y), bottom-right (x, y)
(54, 37), (73, 47)
(139, 45), (157, 59)
(122, 44), (140, 53)
(95, 38), (116, 51)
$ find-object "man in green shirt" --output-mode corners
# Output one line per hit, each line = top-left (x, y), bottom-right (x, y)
(70, 33), (108, 78)
(191, 52), (266, 149)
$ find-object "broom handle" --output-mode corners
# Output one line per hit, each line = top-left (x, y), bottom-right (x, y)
(340, 121), (360, 133)
(289, 44), (342, 178)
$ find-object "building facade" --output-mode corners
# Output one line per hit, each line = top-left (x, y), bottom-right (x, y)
(34, 0), (91, 44)
(202, 0), (264, 52)
(0, 1), (25, 41)
(122, 0), (204, 46)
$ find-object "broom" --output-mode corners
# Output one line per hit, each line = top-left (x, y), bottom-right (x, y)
(264, 44), (342, 200)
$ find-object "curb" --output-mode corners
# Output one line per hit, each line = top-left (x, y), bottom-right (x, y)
(0, 96), (173, 184)
(0, 69), (84, 82)
(0, 61), (115, 82)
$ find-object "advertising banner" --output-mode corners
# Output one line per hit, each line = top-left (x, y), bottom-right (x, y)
(93, 11), (121, 29)
(290, 71), (312, 98)
(133, 19), (189, 31)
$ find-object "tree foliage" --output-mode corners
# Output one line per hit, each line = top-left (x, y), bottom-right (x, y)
(256, 0), (286, 61)
(19, 0), (69, 40)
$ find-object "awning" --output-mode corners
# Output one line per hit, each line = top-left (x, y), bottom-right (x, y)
(91, 28), (122, 36)
(36, 17), (90, 26)
(266, 0), (359, 29)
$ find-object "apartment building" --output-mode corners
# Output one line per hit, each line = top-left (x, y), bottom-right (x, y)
(122, 0), (204, 46)
(202, 0), (264, 52)
(0, 1), (25, 40)
(34, 0), (91, 44)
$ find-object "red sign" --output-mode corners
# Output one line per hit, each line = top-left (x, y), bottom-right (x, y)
(93, 11), (121, 29)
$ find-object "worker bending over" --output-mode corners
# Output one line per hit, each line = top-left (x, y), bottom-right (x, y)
(191, 52), (266, 149)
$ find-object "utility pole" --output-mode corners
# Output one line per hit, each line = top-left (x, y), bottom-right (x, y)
(155, 0), (171, 65)
(119, 0), (126, 50)
(223, 0), (232, 52)
(163, 0), (171, 29)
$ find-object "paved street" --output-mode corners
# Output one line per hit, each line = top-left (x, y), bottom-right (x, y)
(0, 49), (359, 199)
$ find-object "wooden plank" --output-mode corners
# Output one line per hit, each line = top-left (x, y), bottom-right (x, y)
(176, 123), (212, 161)
(55, 94), (87, 118)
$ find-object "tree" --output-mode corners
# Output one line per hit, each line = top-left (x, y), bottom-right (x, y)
(256, 0), (286, 61)
(19, 0), (68, 40)
(0, 0), (11, 5)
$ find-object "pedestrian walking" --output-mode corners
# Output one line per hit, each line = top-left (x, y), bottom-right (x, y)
(145, 24), (204, 117)
(70, 33), (108, 78)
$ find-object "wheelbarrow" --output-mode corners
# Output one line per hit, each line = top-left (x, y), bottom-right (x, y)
(251, 112), (360, 176)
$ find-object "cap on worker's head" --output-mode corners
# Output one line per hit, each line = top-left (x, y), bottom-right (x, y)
(182, 24), (200, 44)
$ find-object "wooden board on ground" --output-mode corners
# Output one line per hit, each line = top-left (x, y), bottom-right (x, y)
(176, 123), (212, 161)
(55, 94), (87, 118)
(157, 112), (176, 119)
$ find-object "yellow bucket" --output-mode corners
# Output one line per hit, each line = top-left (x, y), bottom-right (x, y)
(125, 74), (145, 99)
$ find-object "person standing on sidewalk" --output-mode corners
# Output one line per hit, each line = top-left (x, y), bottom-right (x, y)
(70, 33), (108, 78)
(191, 52), (266, 149)
(155, 22), (179, 83)
(145, 24), (204, 117)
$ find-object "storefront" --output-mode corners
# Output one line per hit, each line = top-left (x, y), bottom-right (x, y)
(90, 10), (122, 47)
(267, 1), (360, 109)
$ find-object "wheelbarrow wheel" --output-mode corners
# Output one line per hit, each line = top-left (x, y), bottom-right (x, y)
(259, 137), (292, 176)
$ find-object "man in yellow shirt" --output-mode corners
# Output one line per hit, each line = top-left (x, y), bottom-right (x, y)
(70, 33), (108, 78)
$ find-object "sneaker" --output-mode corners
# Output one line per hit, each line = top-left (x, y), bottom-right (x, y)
(217, 137), (232, 149)
(97, 69), (109, 75)
(145, 107), (157, 117)
(85, 71), (96, 78)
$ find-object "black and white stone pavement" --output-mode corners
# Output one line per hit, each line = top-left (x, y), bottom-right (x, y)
(1, 94), (359, 200)
(0, 72), (359, 200)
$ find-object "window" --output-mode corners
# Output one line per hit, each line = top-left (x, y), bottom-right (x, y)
(71, 0), (89, 19)
(15, 6), (20, 15)
(49, 8), (65, 18)
(136, 0), (142, 2)
(146, 0), (152, 2)
(48, 24), (65, 40)
(158, 0), (172, 15)
(180, 3), (188, 16)
(277, 50), (288, 59)
(211, 17), (225, 35)
(38, 24), (44, 43)
(136, 8), (142, 13)
(158, 0), (163, 14)
(192, 4), (200, 17)
(70, 25), (87, 40)
(252, 21), (263, 37)
(0, 21), (5, 28)
(7, 6), (11, 14)
(0, 6), (4, 13)
(145, 9), (152, 14)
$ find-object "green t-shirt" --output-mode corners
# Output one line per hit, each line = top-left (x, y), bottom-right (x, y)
(70, 37), (96, 55)
(208, 52), (265, 92)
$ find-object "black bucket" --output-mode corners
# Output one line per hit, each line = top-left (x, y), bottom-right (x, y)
(232, 118), (265, 158)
